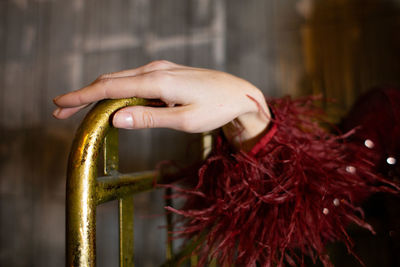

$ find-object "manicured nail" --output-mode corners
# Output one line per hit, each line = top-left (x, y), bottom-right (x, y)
(53, 108), (61, 117)
(113, 113), (134, 128)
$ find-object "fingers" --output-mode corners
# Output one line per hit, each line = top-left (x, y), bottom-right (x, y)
(95, 60), (178, 80)
(52, 104), (89, 119)
(53, 71), (182, 108)
(53, 60), (185, 109)
(113, 105), (197, 132)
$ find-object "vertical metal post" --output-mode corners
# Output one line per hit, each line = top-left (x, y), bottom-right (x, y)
(189, 133), (214, 266)
(206, 132), (217, 267)
(118, 196), (134, 267)
(104, 127), (135, 267)
(165, 187), (173, 260)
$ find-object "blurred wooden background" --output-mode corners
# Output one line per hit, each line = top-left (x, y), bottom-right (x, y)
(1, 0), (400, 266)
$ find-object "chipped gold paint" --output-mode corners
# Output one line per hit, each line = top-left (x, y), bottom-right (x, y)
(66, 98), (150, 267)
(96, 171), (159, 204)
(66, 97), (204, 266)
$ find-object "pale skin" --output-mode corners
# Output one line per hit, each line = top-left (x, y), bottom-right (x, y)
(53, 60), (270, 151)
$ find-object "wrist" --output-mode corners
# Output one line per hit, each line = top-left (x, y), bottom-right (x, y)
(223, 106), (271, 152)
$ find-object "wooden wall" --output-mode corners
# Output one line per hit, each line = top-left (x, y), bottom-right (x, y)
(1, 0), (400, 266)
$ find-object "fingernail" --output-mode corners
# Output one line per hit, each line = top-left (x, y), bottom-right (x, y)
(53, 108), (61, 118)
(114, 113), (134, 128)
(53, 95), (61, 103)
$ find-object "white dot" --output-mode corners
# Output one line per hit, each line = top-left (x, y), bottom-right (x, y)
(323, 208), (329, 215)
(346, 166), (356, 174)
(364, 139), (374, 149)
(387, 157), (397, 165)
(333, 198), (340, 206)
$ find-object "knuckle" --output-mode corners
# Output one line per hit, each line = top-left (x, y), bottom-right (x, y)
(147, 60), (172, 70)
(148, 70), (174, 98)
(94, 77), (114, 98)
(75, 91), (86, 105)
(96, 73), (112, 81)
(96, 77), (113, 86)
(151, 70), (173, 84)
(141, 110), (155, 128)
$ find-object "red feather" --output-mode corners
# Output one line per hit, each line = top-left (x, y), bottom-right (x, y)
(165, 96), (399, 266)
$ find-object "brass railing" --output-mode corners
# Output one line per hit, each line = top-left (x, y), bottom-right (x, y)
(66, 98), (206, 266)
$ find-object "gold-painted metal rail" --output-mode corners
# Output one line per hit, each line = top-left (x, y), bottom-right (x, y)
(66, 98), (159, 266)
(66, 98), (203, 267)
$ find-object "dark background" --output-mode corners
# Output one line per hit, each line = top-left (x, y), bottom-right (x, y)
(1, 0), (400, 266)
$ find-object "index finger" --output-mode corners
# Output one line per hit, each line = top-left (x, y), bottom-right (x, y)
(53, 71), (179, 108)
(94, 60), (180, 80)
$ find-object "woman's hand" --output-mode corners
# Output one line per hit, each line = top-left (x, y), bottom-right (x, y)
(53, 60), (270, 150)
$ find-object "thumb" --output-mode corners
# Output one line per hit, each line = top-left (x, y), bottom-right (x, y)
(112, 105), (188, 131)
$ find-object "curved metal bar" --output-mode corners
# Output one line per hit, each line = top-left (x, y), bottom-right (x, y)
(66, 98), (150, 267)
